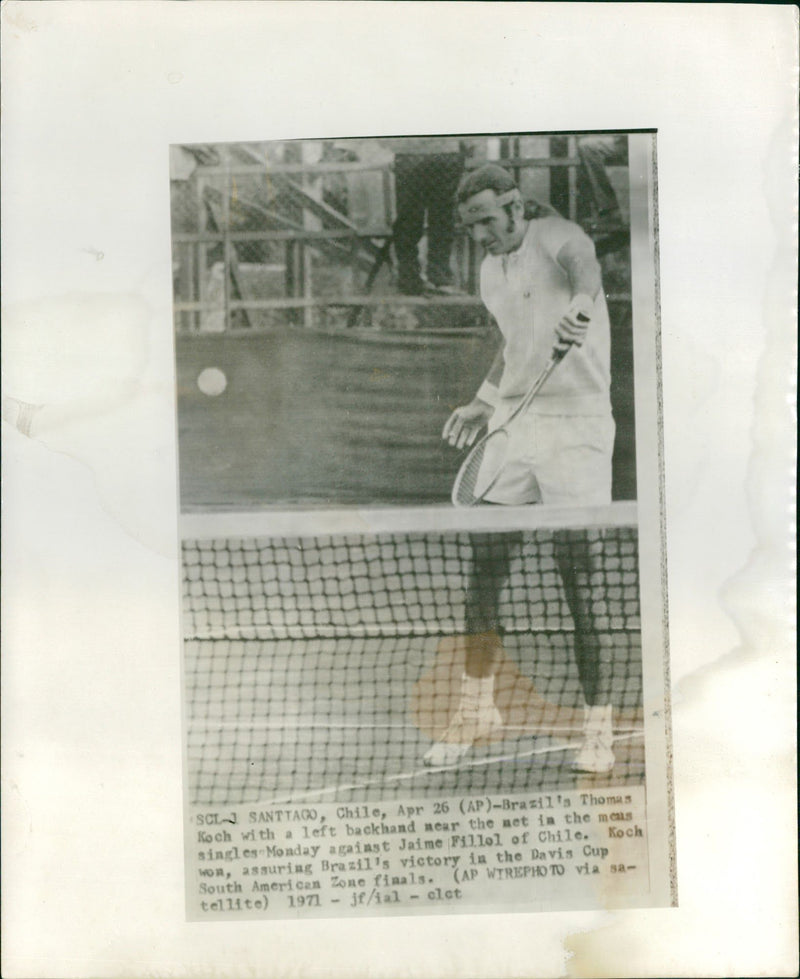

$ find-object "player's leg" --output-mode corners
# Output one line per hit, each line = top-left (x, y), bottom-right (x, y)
(423, 531), (518, 766)
(554, 529), (616, 774)
(536, 413), (617, 774)
(393, 155), (427, 295)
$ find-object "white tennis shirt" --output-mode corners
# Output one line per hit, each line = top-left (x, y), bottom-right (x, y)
(479, 216), (612, 416)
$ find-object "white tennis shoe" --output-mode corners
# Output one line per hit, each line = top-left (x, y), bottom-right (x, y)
(573, 704), (615, 774)
(423, 700), (504, 767)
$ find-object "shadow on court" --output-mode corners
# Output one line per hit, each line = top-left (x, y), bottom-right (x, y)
(185, 632), (644, 807)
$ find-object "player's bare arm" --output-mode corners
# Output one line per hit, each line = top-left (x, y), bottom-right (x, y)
(555, 236), (603, 348)
(442, 344), (504, 449)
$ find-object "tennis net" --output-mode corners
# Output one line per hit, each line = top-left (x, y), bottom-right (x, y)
(181, 503), (644, 806)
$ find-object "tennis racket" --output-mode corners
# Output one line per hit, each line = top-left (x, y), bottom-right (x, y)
(451, 345), (569, 506)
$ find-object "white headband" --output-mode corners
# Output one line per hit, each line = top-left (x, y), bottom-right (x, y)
(460, 188), (520, 219)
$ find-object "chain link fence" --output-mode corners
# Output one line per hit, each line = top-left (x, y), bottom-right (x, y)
(170, 138), (628, 334)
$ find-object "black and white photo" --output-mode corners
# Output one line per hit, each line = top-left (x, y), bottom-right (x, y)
(3, 4), (796, 975)
(173, 131), (673, 919)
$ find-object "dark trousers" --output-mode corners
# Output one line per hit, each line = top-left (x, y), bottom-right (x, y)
(577, 135), (629, 219)
(393, 153), (464, 290)
(464, 530), (612, 706)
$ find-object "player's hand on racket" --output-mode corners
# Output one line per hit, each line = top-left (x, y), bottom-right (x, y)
(555, 293), (594, 350)
(442, 398), (494, 450)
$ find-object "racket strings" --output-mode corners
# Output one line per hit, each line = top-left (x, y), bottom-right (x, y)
(453, 429), (510, 506)
(452, 347), (569, 507)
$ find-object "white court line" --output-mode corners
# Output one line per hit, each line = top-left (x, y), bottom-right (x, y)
(257, 730), (644, 806)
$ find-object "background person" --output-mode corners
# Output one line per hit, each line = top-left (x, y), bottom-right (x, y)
(382, 137), (473, 295)
(576, 133), (628, 234)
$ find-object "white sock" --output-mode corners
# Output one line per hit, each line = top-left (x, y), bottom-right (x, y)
(461, 673), (495, 706)
(584, 703), (613, 732)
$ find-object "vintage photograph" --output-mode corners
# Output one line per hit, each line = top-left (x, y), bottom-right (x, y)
(172, 131), (673, 919)
(4, 2), (796, 973)
(172, 133), (636, 508)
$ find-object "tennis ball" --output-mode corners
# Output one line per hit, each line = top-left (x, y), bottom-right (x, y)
(197, 367), (227, 397)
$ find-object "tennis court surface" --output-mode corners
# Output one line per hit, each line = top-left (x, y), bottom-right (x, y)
(181, 504), (645, 806)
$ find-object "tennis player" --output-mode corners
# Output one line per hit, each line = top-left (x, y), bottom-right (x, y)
(424, 163), (617, 774)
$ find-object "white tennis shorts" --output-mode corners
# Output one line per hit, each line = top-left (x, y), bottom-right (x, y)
(482, 408), (616, 506)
